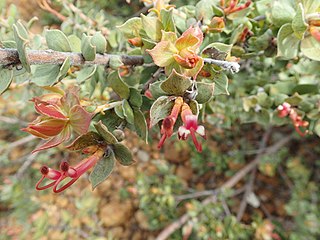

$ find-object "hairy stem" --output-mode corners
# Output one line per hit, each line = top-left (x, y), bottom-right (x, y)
(204, 58), (240, 73)
(0, 48), (144, 67)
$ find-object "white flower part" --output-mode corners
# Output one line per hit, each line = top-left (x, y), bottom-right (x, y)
(178, 126), (190, 140)
(196, 125), (205, 137)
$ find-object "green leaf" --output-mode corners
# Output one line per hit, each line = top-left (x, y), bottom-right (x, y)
(66, 132), (103, 151)
(301, 36), (320, 61)
(160, 69), (193, 96)
(107, 71), (130, 99)
(114, 104), (125, 119)
(90, 150), (115, 189)
(0, 67), (13, 94)
(113, 143), (134, 166)
(277, 23), (300, 59)
(117, 17), (142, 38)
(109, 55), (124, 70)
(227, 5), (252, 20)
(292, 3), (308, 40)
(77, 65), (97, 83)
(292, 84), (319, 94)
(149, 81), (167, 99)
(58, 57), (71, 82)
(122, 99), (135, 125)
(141, 14), (163, 42)
(195, 0), (214, 22)
(91, 32), (107, 54)
(68, 35), (81, 52)
(202, 43), (232, 60)
(32, 57), (70, 86)
(150, 96), (174, 127)
(45, 30), (72, 52)
(271, 0), (295, 27)
(213, 73), (229, 95)
(133, 108), (148, 143)
(160, 9), (175, 32)
(314, 119), (320, 137)
(189, 100), (199, 115)
(94, 121), (118, 144)
(196, 82), (215, 104)
(81, 33), (96, 61)
(129, 88), (143, 107)
(12, 21), (31, 73)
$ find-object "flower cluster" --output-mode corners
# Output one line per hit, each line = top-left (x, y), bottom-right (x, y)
(36, 147), (105, 193)
(277, 102), (309, 136)
(157, 97), (206, 152)
(147, 25), (204, 78)
(22, 87), (92, 153)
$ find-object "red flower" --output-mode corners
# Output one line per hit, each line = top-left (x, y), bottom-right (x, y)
(158, 97), (183, 148)
(36, 148), (105, 193)
(22, 87), (93, 153)
(178, 103), (206, 152)
(277, 102), (309, 136)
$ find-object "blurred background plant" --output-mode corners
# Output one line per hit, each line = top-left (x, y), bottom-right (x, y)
(0, 0), (320, 239)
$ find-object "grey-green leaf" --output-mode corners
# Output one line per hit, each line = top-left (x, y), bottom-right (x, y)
(91, 32), (107, 54)
(214, 73), (229, 95)
(277, 23), (300, 59)
(81, 33), (96, 61)
(107, 71), (130, 99)
(122, 99), (135, 125)
(12, 21), (31, 73)
(66, 132), (103, 151)
(196, 82), (215, 103)
(150, 96), (174, 127)
(292, 3), (308, 40)
(113, 143), (134, 166)
(94, 120), (118, 144)
(77, 65), (97, 83)
(133, 108), (148, 143)
(160, 69), (193, 96)
(90, 150), (115, 189)
(46, 29), (72, 52)
(0, 67), (13, 94)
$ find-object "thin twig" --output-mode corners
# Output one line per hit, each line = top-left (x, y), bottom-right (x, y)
(277, 165), (294, 190)
(156, 131), (293, 240)
(0, 115), (28, 126)
(14, 142), (43, 179)
(142, 67), (163, 93)
(236, 167), (256, 221)
(0, 135), (36, 153)
(0, 49), (144, 67)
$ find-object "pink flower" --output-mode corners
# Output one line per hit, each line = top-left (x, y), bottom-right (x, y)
(277, 102), (291, 118)
(36, 148), (105, 193)
(22, 87), (93, 153)
(178, 103), (206, 152)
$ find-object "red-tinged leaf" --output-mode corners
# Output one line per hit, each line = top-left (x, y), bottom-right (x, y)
(66, 132), (103, 151)
(147, 41), (177, 67)
(69, 105), (93, 135)
(32, 98), (67, 120)
(28, 119), (66, 137)
(32, 127), (71, 153)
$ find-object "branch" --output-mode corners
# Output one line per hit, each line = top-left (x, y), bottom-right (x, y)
(156, 131), (293, 240)
(0, 48), (144, 67)
(204, 58), (240, 74)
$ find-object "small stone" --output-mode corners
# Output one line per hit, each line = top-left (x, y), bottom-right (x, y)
(99, 200), (133, 227)
(137, 150), (150, 162)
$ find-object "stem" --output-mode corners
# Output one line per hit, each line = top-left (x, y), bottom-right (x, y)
(306, 12), (320, 20)
(0, 48), (144, 67)
(204, 58), (240, 74)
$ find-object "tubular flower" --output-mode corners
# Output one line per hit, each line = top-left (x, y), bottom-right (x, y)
(277, 103), (309, 137)
(22, 87), (93, 153)
(178, 103), (206, 152)
(221, 0), (252, 15)
(147, 25), (204, 78)
(36, 148), (105, 193)
(158, 97), (184, 148)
